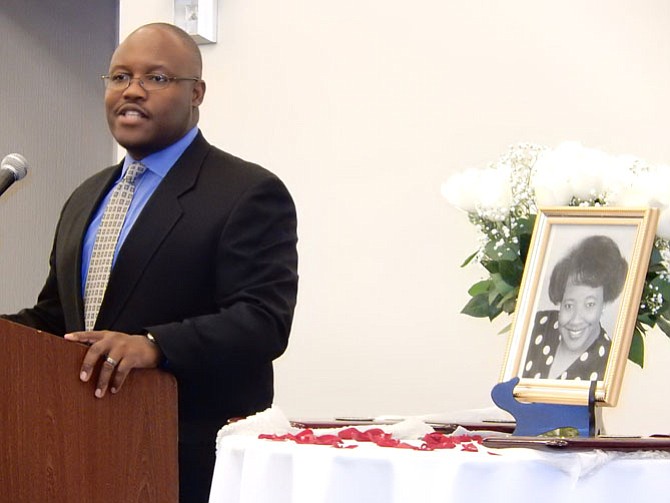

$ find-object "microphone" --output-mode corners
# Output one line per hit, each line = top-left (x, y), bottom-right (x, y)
(0, 153), (28, 197)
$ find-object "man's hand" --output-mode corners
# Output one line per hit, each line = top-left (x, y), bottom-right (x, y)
(64, 331), (163, 398)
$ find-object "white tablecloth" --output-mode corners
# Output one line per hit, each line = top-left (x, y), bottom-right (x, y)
(209, 435), (670, 503)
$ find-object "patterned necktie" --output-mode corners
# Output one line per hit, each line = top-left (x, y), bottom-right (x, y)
(83, 162), (147, 330)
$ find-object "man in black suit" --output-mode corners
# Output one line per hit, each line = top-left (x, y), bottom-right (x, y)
(4, 23), (298, 503)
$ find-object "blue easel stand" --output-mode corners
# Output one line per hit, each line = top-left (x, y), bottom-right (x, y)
(491, 377), (602, 437)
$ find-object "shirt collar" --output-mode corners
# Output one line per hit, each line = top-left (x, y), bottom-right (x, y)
(121, 126), (199, 179)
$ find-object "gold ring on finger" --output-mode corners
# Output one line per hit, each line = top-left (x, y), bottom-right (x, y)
(104, 356), (118, 368)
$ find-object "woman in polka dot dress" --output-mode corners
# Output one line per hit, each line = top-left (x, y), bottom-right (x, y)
(522, 235), (628, 381)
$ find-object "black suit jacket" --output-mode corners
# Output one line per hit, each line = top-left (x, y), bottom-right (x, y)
(7, 133), (299, 443)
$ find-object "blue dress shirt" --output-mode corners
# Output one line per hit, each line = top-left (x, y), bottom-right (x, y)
(81, 127), (199, 294)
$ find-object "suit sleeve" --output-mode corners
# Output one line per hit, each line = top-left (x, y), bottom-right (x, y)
(145, 174), (298, 379)
(2, 219), (67, 336)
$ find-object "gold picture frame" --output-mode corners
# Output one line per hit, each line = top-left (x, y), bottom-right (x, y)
(500, 207), (659, 406)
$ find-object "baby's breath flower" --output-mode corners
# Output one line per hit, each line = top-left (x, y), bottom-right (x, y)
(443, 142), (670, 367)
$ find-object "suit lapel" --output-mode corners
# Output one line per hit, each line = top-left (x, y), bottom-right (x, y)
(94, 134), (210, 330)
(59, 164), (122, 332)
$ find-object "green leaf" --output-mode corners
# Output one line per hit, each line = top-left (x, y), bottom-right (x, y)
(490, 273), (515, 297)
(501, 297), (517, 313)
(649, 246), (663, 267)
(496, 286), (518, 307)
(487, 300), (504, 321)
(484, 241), (518, 262)
(467, 280), (491, 297)
(498, 323), (512, 335)
(460, 251), (479, 268)
(519, 234), (532, 263)
(647, 263), (666, 274)
(498, 260), (523, 287)
(637, 312), (655, 327)
(461, 294), (491, 318)
(650, 274), (670, 301)
(488, 289), (501, 306)
(657, 315), (670, 338)
(517, 216), (536, 262)
(516, 215), (536, 234)
(628, 328), (645, 368)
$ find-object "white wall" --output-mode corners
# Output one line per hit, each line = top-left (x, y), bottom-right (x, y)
(120, 1), (670, 434)
(0, 1), (116, 312)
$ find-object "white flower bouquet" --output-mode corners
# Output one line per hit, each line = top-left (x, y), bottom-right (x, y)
(442, 142), (670, 366)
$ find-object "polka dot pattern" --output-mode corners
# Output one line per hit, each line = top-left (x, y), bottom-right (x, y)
(521, 310), (611, 382)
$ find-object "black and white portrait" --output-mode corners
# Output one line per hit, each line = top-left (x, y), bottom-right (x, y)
(521, 233), (630, 381)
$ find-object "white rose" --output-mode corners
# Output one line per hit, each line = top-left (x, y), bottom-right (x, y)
(657, 207), (670, 240)
(605, 158), (637, 204)
(564, 144), (611, 199)
(614, 167), (670, 208)
(532, 149), (573, 206)
(441, 168), (481, 213)
(443, 165), (512, 219)
(477, 165), (512, 215)
(648, 165), (670, 208)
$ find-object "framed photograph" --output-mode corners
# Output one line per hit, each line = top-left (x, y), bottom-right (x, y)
(500, 207), (659, 406)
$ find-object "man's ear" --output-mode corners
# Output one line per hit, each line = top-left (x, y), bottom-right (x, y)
(192, 79), (206, 106)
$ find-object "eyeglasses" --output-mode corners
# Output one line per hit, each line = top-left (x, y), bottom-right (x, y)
(101, 73), (200, 91)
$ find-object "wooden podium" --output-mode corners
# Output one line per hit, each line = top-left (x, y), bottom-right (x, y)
(0, 319), (178, 502)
